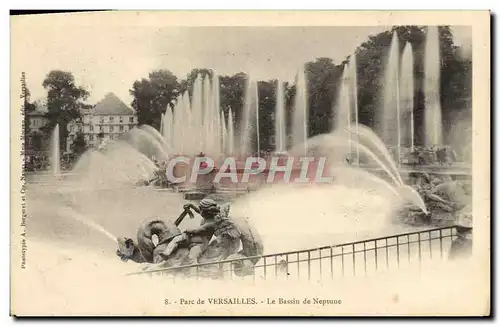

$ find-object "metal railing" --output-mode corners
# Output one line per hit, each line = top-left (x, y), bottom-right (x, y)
(128, 225), (458, 282)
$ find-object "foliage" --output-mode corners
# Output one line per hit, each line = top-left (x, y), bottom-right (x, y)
(130, 69), (181, 130)
(180, 68), (214, 97)
(28, 130), (44, 152)
(31, 25), (472, 155)
(70, 132), (87, 156)
(41, 70), (90, 151)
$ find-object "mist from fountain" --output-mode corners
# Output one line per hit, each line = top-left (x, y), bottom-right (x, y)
(139, 124), (171, 154)
(120, 128), (169, 162)
(50, 124), (60, 176)
(345, 125), (404, 186)
(71, 141), (158, 188)
(292, 67), (308, 157)
(424, 26), (443, 147)
(380, 31), (401, 162)
(294, 129), (427, 214)
(401, 42), (415, 151)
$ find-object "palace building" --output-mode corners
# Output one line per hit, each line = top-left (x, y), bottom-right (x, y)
(66, 92), (138, 152)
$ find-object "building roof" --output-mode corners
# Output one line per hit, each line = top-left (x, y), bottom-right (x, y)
(93, 93), (135, 116)
(26, 110), (47, 117)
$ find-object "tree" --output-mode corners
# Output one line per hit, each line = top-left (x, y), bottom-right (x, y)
(305, 57), (343, 137)
(130, 69), (181, 130)
(41, 70), (90, 152)
(180, 68), (214, 97)
(219, 72), (248, 129)
(257, 80), (277, 152)
(351, 25), (472, 145)
(29, 131), (44, 152)
(70, 132), (87, 156)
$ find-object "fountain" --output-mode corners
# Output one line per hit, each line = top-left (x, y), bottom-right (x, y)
(227, 108), (235, 156)
(21, 27), (475, 309)
(424, 26), (443, 147)
(157, 73), (232, 159)
(240, 77), (259, 157)
(380, 31), (401, 164)
(291, 67), (308, 157)
(50, 124), (60, 176)
(351, 55), (360, 166)
(274, 80), (286, 153)
(334, 59), (361, 165)
(161, 106), (173, 144)
(400, 42), (415, 152)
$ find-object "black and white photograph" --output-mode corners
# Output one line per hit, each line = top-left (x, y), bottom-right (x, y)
(10, 11), (490, 316)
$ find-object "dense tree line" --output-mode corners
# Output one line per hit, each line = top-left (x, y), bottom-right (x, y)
(130, 25), (471, 152)
(25, 25), (472, 155)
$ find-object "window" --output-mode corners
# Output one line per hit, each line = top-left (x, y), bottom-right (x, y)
(119, 116), (124, 123)
(99, 126), (103, 132)
(99, 117), (104, 124)
(89, 125), (94, 132)
(129, 124), (134, 129)
(129, 117), (134, 123)
(109, 116), (114, 123)
(90, 135), (94, 141)
(108, 126), (112, 133)
(119, 125), (124, 132)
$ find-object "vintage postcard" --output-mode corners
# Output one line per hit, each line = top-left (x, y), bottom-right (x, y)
(10, 10), (490, 316)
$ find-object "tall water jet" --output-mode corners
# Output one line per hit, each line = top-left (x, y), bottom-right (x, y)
(334, 64), (352, 154)
(292, 66), (308, 157)
(275, 80), (286, 153)
(191, 75), (204, 153)
(424, 26), (443, 147)
(400, 42), (415, 151)
(160, 113), (164, 138)
(50, 124), (60, 176)
(172, 95), (184, 153)
(221, 110), (227, 155)
(227, 108), (235, 156)
(212, 75), (222, 157)
(350, 55), (360, 165)
(380, 31), (401, 164)
(164, 106), (173, 144)
(202, 76), (212, 154)
(240, 77), (258, 156)
(181, 92), (193, 154)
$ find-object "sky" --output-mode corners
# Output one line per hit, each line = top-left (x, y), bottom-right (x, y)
(11, 13), (472, 107)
